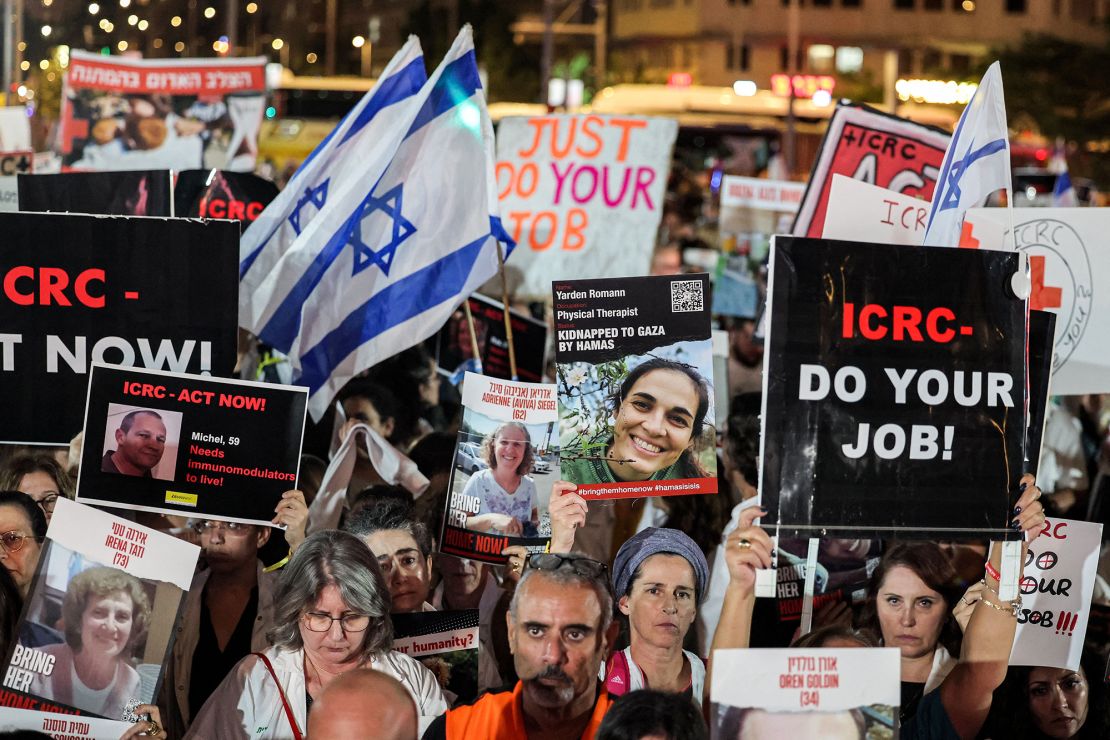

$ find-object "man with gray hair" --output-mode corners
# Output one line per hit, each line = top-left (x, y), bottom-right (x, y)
(422, 553), (618, 739)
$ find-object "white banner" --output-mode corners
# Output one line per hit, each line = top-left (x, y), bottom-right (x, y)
(721, 176), (804, 213)
(821, 174), (929, 246)
(711, 648), (900, 712)
(963, 208), (1110, 393)
(1011, 517), (1102, 670)
(495, 114), (677, 298)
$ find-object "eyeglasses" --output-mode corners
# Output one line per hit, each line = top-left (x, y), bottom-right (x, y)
(192, 521), (252, 536)
(0, 531), (38, 554)
(525, 553), (609, 581)
(33, 494), (59, 513)
(301, 612), (371, 633)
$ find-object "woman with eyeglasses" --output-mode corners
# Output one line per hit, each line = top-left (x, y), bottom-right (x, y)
(187, 529), (447, 739)
(0, 454), (73, 525)
(0, 490), (46, 598)
(461, 422), (539, 537)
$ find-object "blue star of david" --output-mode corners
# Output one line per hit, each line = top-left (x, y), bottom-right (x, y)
(345, 182), (416, 277)
(288, 179), (330, 235)
(936, 136), (1008, 213)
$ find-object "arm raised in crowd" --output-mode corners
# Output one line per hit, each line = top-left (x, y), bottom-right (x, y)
(548, 480), (589, 553)
(936, 474), (1045, 739)
(705, 505), (772, 703)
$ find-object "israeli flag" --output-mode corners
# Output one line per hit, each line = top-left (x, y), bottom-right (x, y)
(238, 37), (427, 303)
(922, 62), (1012, 247)
(241, 26), (513, 419)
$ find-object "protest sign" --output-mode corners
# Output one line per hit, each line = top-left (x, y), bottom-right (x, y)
(440, 372), (556, 564)
(495, 114), (677, 297)
(962, 208), (1110, 394)
(792, 102), (950, 239)
(773, 538), (880, 626)
(174, 169), (279, 229)
(0, 212), (238, 445)
(719, 175), (802, 267)
(1026, 310), (1057, 476)
(760, 237), (1026, 539)
(710, 648), (899, 739)
(18, 171), (173, 215)
(0, 151), (32, 176)
(0, 177), (17, 212)
(1011, 517), (1103, 670)
(1, 498), (199, 728)
(392, 610), (479, 705)
(76, 364), (308, 525)
(554, 273), (717, 499)
(821, 173), (931, 245)
(0, 708), (128, 739)
(432, 293), (548, 383)
(58, 51), (266, 172)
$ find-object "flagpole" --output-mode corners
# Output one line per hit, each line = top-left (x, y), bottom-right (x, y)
(462, 297), (483, 367)
(495, 242), (519, 381)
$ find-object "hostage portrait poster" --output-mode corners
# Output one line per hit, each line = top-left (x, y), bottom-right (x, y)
(440, 372), (558, 565)
(759, 236), (1026, 539)
(554, 273), (717, 499)
(0, 499), (199, 730)
(76, 364), (308, 525)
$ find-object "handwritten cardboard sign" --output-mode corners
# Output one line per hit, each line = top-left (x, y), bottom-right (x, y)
(495, 114), (677, 297)
(1011, 517), (1103, 670)
(962, 208), (1110, 394)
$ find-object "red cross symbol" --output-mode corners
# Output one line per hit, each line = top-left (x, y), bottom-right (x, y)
(1030, 255), (1062, 311)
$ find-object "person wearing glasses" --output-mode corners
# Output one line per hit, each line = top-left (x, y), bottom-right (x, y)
(187, 530), (447, 739)
(0, 490), (46, 598)
(423, 552), (619, 739)
(461, 422), (540, 537)
(161, 519), (280, 739)
(0, 454), (73, 525)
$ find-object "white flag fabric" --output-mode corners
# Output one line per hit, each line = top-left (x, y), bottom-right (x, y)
(241, 26), (513, 420)
(922, 62), (1012, 247)
(238, 37), (426, 309)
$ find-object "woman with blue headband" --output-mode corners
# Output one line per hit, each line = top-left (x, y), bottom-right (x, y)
(604, 526), (710, 707)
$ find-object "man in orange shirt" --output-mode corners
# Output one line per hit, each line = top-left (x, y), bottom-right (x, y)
(423, 553), (618, 740)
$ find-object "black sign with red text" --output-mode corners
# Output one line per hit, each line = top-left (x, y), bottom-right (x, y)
(18, 170), (172, 215)
(760, 237), (1026, 539)
(0, 212), (238, 444)
(431, 293), (548, 383)
(174, 169), (278, 230)
(75, 364), (307, 524)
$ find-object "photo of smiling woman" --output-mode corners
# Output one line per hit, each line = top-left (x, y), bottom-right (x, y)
(28, 566), (151, 719)
(462, 423), (540, 537)
(559, 351), (717, 496)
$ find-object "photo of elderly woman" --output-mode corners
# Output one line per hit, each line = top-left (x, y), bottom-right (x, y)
(558, 344), (718, 496)
(9, 542), (182, 721)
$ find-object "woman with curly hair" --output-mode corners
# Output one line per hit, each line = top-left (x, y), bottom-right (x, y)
(0, 454), (73, 525)
(29, 566), (150, 720)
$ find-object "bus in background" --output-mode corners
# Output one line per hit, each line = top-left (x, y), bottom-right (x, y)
(257, 67), (376, 183)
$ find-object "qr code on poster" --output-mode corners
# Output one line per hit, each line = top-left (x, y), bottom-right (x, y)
(670, 279), (703, 313)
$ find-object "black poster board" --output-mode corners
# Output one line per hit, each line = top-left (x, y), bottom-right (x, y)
(761, 236), (1026, 539)
(18, 171), (172, 215)
(0, 212), (238, 444)
(174, 169), (279, 230)
(76, 364), (308, 525)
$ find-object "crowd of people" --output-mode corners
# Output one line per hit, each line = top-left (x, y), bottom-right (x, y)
(0, 283), (1106, 739)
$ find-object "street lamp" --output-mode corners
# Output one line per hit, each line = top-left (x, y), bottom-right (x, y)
(352, 35), (370, 76)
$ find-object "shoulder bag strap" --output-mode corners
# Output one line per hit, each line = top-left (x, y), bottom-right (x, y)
(252, 652), (304, 740)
